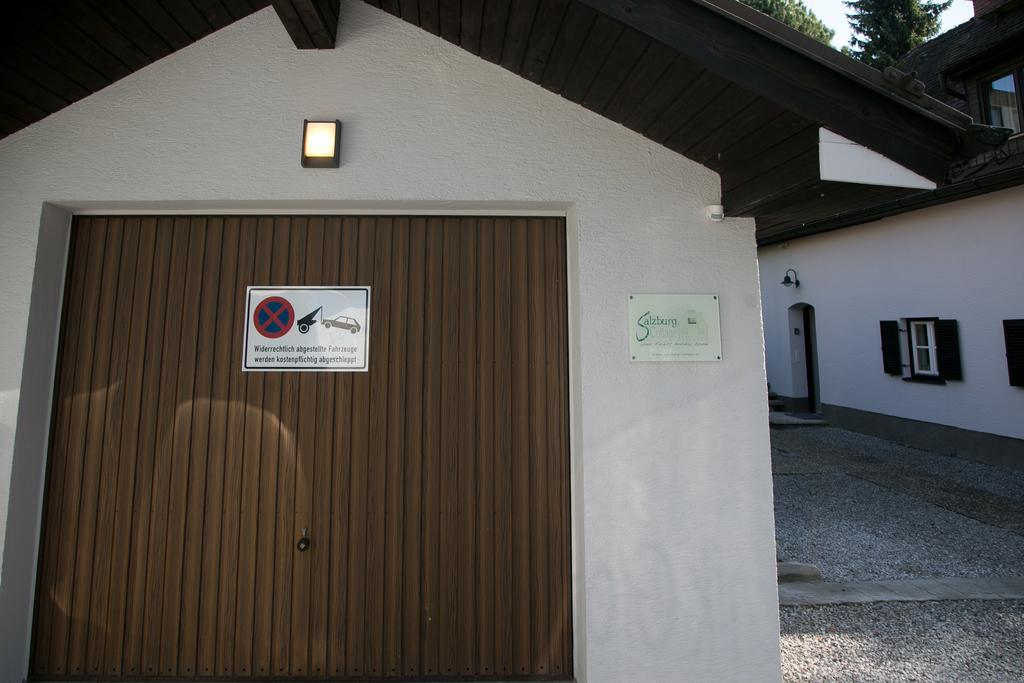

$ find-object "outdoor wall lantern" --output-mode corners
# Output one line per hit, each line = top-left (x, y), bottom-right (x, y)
(301, 119), (341, 168)
(781, 269), (800, 288)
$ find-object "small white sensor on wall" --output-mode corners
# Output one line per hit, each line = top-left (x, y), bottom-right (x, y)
(706, 204), (725, 222)
(301, 119), (341, 168)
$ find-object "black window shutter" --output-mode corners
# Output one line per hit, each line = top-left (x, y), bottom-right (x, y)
(935, 319), (962, 380)
(880, 320), (901, 375)
(1005, 319), (1024, 387)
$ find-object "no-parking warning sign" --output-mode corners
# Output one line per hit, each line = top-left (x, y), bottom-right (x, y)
(243, 286), (370, 371)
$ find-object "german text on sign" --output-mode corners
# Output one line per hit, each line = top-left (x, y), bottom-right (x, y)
(243, 286), (371, 371)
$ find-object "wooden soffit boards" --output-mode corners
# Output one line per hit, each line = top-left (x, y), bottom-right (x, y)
(272, 0), (340, 48)
(0, 0), (999, 239)
(361, 0), (1004, 240)
(0, 1), (347, 140)
(0, 1), (277, 140)
(582, 0), (973, 181)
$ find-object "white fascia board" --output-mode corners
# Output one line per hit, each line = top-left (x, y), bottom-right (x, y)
(818, 128), (937, 190)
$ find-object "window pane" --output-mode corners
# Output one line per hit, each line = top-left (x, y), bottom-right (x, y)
(984, 73), (1020, 134)
(916, 348), (932, 372)
(912, 322), (928, 347)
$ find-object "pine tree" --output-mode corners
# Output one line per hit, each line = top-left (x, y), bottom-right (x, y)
(844, 0), (952, 69)
(742, 0), (836, 45)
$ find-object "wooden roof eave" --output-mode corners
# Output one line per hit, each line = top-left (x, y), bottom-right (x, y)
(1, 0), (1013, 244)
(272, 0), (339, 49)
(579, 0), (1000, 182)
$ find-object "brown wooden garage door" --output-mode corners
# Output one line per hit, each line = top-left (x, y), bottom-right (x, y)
(32, 215), (571, 680)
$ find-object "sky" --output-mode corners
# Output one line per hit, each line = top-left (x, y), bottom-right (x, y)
(801, 0), (977, 50)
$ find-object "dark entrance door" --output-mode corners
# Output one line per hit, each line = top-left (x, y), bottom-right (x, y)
(31, 215), (573, 680)
(802, 305), (817, 412)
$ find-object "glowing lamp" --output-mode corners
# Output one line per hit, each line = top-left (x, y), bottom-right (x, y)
(301, 119), (340, 168)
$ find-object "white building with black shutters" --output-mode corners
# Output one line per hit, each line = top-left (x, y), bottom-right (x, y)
(759, 0), (1024, 467)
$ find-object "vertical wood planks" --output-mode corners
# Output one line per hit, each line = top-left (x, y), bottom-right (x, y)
(104, 217), (156, 676)
(32, 224), (88, 676)
(158, 217), (207, 676)
(344, 217), (374, 678)
(401, 217), (426, 677)
(233, 217), (272, 676)
(289, 216), (318, 677)
(492, 218), (515, 676)
(177, 217), (224, 676)
(85, 218), (136, 675)
(510, 218), (532, 676)
(123, 217), (173, 677)
(309, 217), (339, 676)
(251, 217), (290, 674)
(456, 218), (478, 677)
(326, 217), (358, 676)
(214, 216), (257, 675)
(421, 216), (444, 677)
(528, 218), (551, 675)
(363, 218), (393, 677)
(476, 219), (496, 676)
(196, 217), (241, 676)
(546, 218), (570, 674)
(32, 215), (572, 681)
(48, 218), (107, 675)
(438, 217), (461, 677)
(70, 217), (121, 675)
(383, 218), (410, 677)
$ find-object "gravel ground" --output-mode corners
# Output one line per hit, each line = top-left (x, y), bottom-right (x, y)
(781, 600), (1024, 682)
(774, 472), (1024, 581)
(773, 427), (1024, 503)
(775, 428), (1024, 680)
(772, 447), (840, 475)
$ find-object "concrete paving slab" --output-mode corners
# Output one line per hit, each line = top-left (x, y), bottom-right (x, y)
(779, 576), (1024, 605)
(769, 413), (829, 426)
(874, 580), (938, 601)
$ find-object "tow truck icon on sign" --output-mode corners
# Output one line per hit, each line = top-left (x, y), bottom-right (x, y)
(296, 306), (361, 334)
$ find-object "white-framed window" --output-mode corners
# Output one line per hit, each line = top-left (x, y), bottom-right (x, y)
(881, 318), (961, 382)
(909, 319), (938, 377)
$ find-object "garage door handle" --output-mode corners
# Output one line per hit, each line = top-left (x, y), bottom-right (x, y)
(297, 528), (311, 552)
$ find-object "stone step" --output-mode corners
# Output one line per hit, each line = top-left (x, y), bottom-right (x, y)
(778, 562), (823, 583)
(779, 575), (1024, 605)
(769, 413), (829, 426)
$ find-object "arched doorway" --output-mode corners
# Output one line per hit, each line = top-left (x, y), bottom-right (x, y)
(787, 303), (819, 414)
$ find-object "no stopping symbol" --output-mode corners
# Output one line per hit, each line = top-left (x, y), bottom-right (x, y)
(254, 296), (294, 339)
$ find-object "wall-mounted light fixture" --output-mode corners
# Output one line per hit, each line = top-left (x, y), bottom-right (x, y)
(706, 204), (725, 222)
(781, 268), (800, 288)
(301, 119), (341, 168)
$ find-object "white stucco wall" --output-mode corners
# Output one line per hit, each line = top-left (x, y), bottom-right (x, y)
(0, 3), (780, 681)
(760, 184), (1024, 439)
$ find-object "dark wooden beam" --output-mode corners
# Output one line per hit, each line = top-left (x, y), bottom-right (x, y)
(749, 181), (909, 228)
(756, 163), (1024, 246)
(721, 124), (817, 190)
(272, 0), (339, 49)
(578, 0), (967, 182)
(723, 149), (819, 216)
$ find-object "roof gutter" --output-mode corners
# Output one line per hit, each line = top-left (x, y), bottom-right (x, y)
(688, 0), (1013, 161)
(690, 0), (974, 130)
(579, 0), (1011, 176)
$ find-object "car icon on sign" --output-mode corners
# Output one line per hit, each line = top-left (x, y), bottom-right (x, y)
(323, 314), (361, 334)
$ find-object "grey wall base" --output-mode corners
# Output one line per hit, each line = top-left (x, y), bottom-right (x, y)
(776, 394), (811, 413)
(822, 404), (1024, 471)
